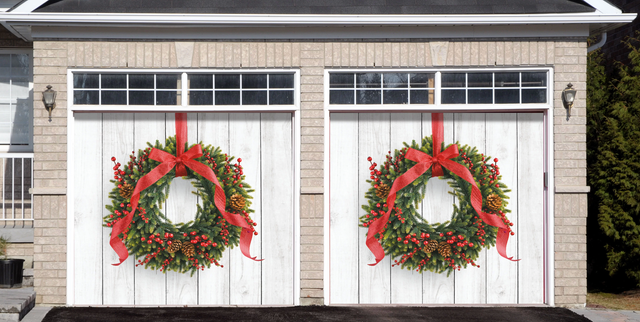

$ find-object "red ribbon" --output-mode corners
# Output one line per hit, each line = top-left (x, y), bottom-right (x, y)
(110, 113), (261, 265)
(366, 113), (518, 266)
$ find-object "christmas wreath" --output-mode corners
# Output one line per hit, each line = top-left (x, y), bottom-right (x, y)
(362, 113), (517, 275)
(105, 113), (259, 275)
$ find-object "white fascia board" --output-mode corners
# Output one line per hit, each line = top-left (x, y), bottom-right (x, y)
(583, 0), (622, 14)
(0, 12), (637, 26)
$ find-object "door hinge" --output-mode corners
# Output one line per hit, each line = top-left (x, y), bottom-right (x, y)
(544, 172), (548, 188)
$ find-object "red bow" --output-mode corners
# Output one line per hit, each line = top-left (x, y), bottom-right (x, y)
(366, 113), (517, 266)
(110, 113), (261, 265)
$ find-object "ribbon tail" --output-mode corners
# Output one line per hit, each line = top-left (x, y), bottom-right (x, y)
(240, 228), (263, 261)
(497, 228), (520, 261)
(366, 193), (394, 266)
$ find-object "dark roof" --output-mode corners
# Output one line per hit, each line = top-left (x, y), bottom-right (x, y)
(34, 0), (595, 14)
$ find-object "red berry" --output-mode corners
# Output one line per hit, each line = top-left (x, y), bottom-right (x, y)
(237, 158), (242, 162)
(403, 240), (408, 244)
(367, 157), (372, 161)
(111, 157), (116, 161)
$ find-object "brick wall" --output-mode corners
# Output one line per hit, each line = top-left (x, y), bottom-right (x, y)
(32, 39), (587, 307)
(0, 25), (31, 48)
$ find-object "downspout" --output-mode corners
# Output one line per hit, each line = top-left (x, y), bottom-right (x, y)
(588, 32), (607, 52)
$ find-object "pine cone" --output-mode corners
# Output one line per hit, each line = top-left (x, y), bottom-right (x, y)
(229, 194), (246, 212)
(167, 240), (182, 253)
(423, 240), (439, 254)
(181, 242), (195, 258)
(437, 241), (451, 257)
(486, 194), (502, 211)
(119, 183), (134, 200)
(376, 183), (390, 200)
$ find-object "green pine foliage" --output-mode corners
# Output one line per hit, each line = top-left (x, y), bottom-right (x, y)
(587, 34), (640, 290)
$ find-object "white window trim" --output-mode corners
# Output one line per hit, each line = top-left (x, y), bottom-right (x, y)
(323, 66), (555, 305)
(0, 48), (33, 153)
(67, 68), (300, 113)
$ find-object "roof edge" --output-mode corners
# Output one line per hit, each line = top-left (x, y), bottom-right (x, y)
(582, 0), (622, 14)
(9, 0), (45, 13)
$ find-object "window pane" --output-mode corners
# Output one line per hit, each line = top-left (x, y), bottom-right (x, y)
(329, 90), (354, 104)
(129, 91), (154, 105)
(269, 74), (294, 88)
(190, 91), (213, 105)
(522, 72), (547, 87)
(11, 55), (30, 76)
(383, 73), (408, 88)
(189, 74), (213, 89)
(410, 90), (433, 104)
(522, 89), (546, 103)
(410, 73), (434, 88)
(441, 73), (465, 87)
(74, 74), (99, 89)
(269, 90), (294, 105)
(356, 73), (381, 88)
(215, 74), (240, 89)
(330, 74), (353, 88)
(383, 90), (408, 104)
(468, 89), (492, 104)
(156, 91), (178, 105)
(101, 74), (126, 89)
(468, 73), (492, 87)
(242, 74), (267, 89)
(441, 89), (465, 104)
(242, 91), (267, 105)
(157, 75), (180, 89)
(215, 91), (240, 105)
(74, 90), (99, 104)
(129, 74), (154, 89)
(356, 90), (381, 104)
(101, 91), (127, 105)
(495, 89), (519, 104)
(495, 73), (519, 87)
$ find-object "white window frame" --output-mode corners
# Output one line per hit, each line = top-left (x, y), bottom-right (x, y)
(66, 68), (301, 305)
(0, 48), (33, 153)
(68, 69), (300, 113)
(323, 66), (554, 305)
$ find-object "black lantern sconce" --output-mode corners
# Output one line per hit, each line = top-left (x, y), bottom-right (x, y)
(42, 85), (57, 122)
(562, 83), (577, 121)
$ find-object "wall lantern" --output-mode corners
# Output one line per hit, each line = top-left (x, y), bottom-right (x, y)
(562, 83), (577, 121)
(42, 85), (57, 122)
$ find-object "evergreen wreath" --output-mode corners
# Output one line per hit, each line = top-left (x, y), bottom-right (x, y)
(104, 136), (257, 275)
(361, 136), (515, 275)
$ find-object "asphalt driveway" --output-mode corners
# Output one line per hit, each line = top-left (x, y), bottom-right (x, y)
(41, 306), (590, 322)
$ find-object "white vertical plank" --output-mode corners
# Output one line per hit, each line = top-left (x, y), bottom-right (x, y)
(485, 113), (518, 304)
(165, 113), (199, 305)
(229, 113), (262, 305)
(261, 113), (294, 305)
(329, 113), (359, 304)
(453, 113), (487, 304)
(197, 113), (231, 305)
(421, 113), (456, 304)
(389, 113), (423, 304)
(102, 113), (135, 305)
(73, 113), (103, 305)
(133, 113), (167, 305)
(517, 113), (544, 303)
(358, 113), (391, 304)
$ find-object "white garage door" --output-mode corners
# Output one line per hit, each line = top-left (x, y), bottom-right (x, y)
(72, 112), (295, 305)
(329, 112), (545, 304)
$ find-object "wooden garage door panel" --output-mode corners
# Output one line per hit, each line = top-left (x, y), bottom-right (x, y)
(329, 112), (544, 304)
(73, 112), (295, 305)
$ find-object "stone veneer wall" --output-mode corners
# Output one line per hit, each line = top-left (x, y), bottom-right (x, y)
(32, 39), (587, 307)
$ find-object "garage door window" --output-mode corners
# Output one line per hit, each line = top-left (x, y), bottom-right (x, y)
(72, 72), (295, 107)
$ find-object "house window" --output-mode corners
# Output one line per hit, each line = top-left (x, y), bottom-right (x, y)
(441, 71), (547, 104)
(0, 52), (32, 148)
(329, 72), (435, 105)
(72, 72), (295, 106)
